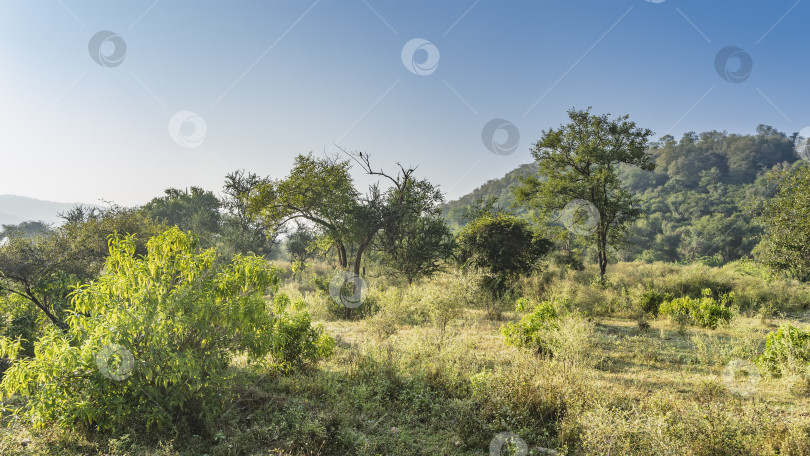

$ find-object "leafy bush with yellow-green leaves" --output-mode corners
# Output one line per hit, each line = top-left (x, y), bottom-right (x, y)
(758, 323), (810, 378)
(658, 288), (734, 329)
(502, 299), (559, 356)
(268, 293), (334, 371)
(0, 228), (331, 434)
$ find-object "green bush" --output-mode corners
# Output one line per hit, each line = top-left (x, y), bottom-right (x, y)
(636, 289), (672, 316)
(659, 289), (733, 329)
(502, 300), (559, 355)
(758, 324), (810, 378)
(269, 293), (334, 371)
(0, 228), (330, 433)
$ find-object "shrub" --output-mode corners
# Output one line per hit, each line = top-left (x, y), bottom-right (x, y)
(502, 300), (559, 356)
(268, 293), (334, 371)
(0, 228), (328, 433)
(659, 289), (733, 329)
(758, 324), (810, 378)
(636, 289), (672, 316)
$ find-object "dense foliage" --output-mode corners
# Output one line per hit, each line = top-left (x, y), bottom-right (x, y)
(758, 324), (810, 378)
(502, 299), (559, 355)
(0, 228), (332, 433)
(445, 125), (801, 268)
(658, 289), (734, 329)
(456, 213), (552, 296)
(755, 165), (810, 281)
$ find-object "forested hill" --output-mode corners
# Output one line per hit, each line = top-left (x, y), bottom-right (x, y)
(441, 163), (537, 230)
(442, 125), (803, 264)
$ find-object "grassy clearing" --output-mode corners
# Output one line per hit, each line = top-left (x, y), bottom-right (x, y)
(2, 261), (810, 455)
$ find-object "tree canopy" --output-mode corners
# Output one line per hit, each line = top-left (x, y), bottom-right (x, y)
(515, 108), (654, 279)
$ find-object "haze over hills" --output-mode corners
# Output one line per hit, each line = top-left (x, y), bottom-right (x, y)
(0, 195), (96, 227)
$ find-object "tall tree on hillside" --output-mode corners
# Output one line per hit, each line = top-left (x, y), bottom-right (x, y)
(755, 164), (810, 281)
(515, 108), (654, 280)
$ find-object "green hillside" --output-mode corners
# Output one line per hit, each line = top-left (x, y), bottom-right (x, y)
(441, 163), (538, 231)
(442, 125), (802, 265)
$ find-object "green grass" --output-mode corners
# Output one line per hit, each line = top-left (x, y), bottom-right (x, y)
(2, 261), (810, 455)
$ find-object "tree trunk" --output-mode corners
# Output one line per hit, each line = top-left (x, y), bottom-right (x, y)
(597, 232), (608, 282)
(353, 239), (370, 277)
(337, 243), (348, 269)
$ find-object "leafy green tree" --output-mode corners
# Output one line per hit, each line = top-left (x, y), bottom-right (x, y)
(221, 170), (276, 256)
(376, 213), (454, 284)
(249, 152), (444, 276)
(249, 153), (357, 270)
(755, 165), (810, 281)
(456, 213), (552, 297)
(515, 108), (654, 280)
(0, 228), (327, 433)
(0, 221), (51, 239)
(142, 187), (221, 246)
(0, 206), (163, 330)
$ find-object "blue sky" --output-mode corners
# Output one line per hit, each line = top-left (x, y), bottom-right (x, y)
(0, 0), (807, 206)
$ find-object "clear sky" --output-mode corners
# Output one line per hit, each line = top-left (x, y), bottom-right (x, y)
(0, 0), (807, 206)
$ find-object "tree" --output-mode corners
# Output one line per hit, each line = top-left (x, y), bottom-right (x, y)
(0, 228), (325, 432)
(221, 170), (276, 256)
(515, 108), (654, 280)
(456, 213), (552, 297)
(249, 153), (357, 270)
(0, 221), (51, 239)
(755, 165), (810, 281)
(0, 206), (164, 330)
(248, 152), (445, 277)
(141, 187), (221, 247)
(376, 212), (454, 284)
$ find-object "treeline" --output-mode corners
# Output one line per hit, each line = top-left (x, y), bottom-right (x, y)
(443, 124), (803, 266)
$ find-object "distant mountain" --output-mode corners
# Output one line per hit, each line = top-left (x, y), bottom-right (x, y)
(441, 163), (538, 231)
(0, 195), (96, 227)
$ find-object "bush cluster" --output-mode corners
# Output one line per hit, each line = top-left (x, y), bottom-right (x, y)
(502, 300), (560, 356)
(0, 228), (332, 434)
(658, 289), (734, 329)
(758, 323), (810, 378)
